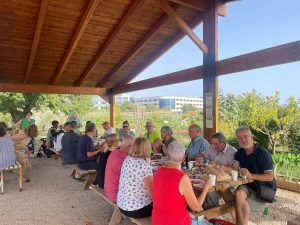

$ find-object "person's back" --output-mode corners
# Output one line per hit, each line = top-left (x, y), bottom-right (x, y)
(0, 134), (16, 170)
(153, 167), (191, 225)
(104, 149), (127, 202)
(61, 130), (80, 164)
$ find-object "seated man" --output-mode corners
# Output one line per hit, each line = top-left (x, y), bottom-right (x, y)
(144, 121), (160, 153)
(233, 126), (276, 225)
(185, 124), (210, 160)
(53, 122), (70, 153)
(196, 132), (237, 209)
(46, 120), (59, 149)
(104, 135), (135, 202)
(153, 126), (176, 156)
(61, 121), (79, 165)
(197, 132), (237, 166)
(77, 122), (107, 182)
(100, 121), (116, 139)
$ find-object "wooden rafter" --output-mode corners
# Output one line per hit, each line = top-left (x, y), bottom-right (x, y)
(23, 0), (49, 84)
(112, 40), (300, 94)
(50, 0), (100, 85)
(96, 5), (180, 87)
(156, 0), (208, 54)
(168, 0), (209, 11)
(74, 0), (144, 86)
(168, 0), (227, 17)
(119, 15), (203, 85)
(0, 83), (106, 96)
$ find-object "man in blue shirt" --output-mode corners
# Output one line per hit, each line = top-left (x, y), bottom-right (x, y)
(233, 126), (276, 225)
(61, 121), (79, 164)
(185, 124), (210, 160)
(77, 122), (107, 183)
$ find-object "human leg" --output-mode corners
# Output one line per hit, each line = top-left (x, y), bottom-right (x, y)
(235, 185), (250, 225)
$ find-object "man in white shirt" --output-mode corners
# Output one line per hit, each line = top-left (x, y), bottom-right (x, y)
(100, 121), (116, 139)
(53, 122), (70, 152)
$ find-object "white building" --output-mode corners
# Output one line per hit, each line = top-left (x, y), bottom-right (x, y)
(93, 94), (132, 108)
(134, 96), (203, 112)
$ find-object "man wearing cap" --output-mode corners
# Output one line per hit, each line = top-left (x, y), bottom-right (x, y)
(100, 121), (116, 139)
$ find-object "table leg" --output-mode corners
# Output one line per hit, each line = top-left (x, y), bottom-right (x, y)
(19, 168), (23, 191)
(0, 171), (3, 193)
(220, 189), (236, 223)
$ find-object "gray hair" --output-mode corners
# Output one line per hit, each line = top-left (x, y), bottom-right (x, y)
(189, 124), (201, 132)
(235, 126), (252, 135)
(212, 132), (227, 144)
(167, 141), (185, 163)
(161, 126), (173, 135)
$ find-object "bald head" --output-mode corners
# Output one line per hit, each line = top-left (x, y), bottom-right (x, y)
(120, 135), (135, 154)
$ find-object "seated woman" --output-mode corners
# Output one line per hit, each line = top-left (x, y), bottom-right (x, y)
(152, 141), (211, 225)
(154, 125), (176, 156)
(11, 124), (38, 182)
(0, 124), (16, 171)
(117, 137), (153, 218)
(97, 133), (119, 189)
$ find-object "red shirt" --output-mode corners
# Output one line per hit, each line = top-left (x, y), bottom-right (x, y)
(152, 167), (191, 225)
(104, 150), (127, 202)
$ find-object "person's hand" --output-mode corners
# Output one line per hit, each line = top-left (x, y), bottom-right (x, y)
(152, 139), (161, 153)
(203, 179), (212, 191)
(240, 168), (252, 179)
(98, 142), (108, 153)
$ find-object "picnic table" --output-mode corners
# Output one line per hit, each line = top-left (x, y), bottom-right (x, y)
(192, 175), (254, 221)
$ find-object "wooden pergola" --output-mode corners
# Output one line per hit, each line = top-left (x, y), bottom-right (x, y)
(0, 0), (299, 142)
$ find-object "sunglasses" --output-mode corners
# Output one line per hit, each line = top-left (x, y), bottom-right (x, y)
(123, 126), (129, 128)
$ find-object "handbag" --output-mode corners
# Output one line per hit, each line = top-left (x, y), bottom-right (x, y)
(257, 183), (276, 203)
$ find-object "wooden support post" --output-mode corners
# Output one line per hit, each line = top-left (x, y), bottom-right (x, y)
(203, 0), (218, 143)
(109, 94), (116, 128)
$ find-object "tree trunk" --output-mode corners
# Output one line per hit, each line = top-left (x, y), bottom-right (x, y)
(9, 109), (23, 124)
(271, 141), (277, 154)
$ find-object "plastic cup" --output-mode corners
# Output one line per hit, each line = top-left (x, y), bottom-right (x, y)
(188, 161), (195, 170)
(231, 170), (238, 181)
(208, 174), (216, 186)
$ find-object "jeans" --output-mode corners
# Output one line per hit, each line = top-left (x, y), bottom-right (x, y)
(191, 218), (210, 225)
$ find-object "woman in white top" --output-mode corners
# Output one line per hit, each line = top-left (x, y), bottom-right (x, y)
(117, 137), (153, 218)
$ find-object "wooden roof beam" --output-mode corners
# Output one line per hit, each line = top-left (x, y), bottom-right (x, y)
(168, 0), (227, 17)
(96, 5), (180, 87)
(119, 15), (203, 85)
(50, 0), (100, 85)
(23, 0), (49, 84)
(0, 83), (106, 96)
(156, 0), (208, 54)
(75, 0), (144, 86)
(112, 40), (300, 94)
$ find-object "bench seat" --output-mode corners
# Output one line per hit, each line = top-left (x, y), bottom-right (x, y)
(0, 161), (23, 193)
(71, 167), (97, 191)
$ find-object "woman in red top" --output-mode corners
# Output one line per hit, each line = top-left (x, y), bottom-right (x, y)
(152, 141), (211, 225)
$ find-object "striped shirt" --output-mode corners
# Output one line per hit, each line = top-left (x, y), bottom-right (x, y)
(0, 136), (16, 170)
(201, 144), (237, 166)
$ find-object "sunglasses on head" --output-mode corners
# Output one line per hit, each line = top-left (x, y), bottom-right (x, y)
(123, 125), (129, 128)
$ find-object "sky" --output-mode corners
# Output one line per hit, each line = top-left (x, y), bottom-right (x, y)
(127, 0), (300, 101)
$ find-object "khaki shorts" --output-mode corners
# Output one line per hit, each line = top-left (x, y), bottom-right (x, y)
(237, 185), (269, 213)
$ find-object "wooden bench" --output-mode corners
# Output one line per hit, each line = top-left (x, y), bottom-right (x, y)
(71, 167), (97, 191)
(0, 161), (23, 193)
(92, 186), (151, 225)
(192, 202), (235, 220)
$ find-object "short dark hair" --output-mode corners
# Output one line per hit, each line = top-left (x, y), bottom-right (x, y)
(123, 120), (129, 126)
(212, 132), (227, 144)
(64, 122), (70, 127)
(86, 122), (96, 133)
(0, 125), (6, 137)
(52, 120), (59, 126)
(0, 122), (8, 129)
(24, 111), (33, 116)
(86, 120), (91, 125)
(69, 121), (77, 129)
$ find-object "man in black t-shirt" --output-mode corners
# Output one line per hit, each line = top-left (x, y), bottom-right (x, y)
(233, 126), (276, 225)
(61, 121), (79, 164)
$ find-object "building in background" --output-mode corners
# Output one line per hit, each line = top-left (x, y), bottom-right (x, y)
(93, 94), (132, 109)
(134, 96), (203, 112)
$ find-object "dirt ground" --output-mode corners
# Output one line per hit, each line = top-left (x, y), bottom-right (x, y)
(0, 158), (299, 225)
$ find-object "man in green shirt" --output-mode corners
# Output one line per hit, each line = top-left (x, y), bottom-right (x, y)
(16, 111), (35, 130)
(144, 121), (160, 153)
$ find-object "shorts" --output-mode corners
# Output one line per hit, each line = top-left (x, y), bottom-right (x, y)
(237, 185), (269, 213)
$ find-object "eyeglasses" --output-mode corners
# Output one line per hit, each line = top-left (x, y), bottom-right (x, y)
(146, 126), (152, 128)
(123, 126), (129, 128)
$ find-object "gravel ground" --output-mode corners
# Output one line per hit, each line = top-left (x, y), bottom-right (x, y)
(0, 158), (299, 225)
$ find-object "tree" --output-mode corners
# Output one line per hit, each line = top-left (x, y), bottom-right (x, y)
(0, 93), (96, 123)
(238, 90), (298, 154)
(181, 104), (197, 113)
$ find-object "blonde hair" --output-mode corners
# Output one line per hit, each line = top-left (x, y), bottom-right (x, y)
(129, 137), (151, 158)
(105, 133), (119, 147)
